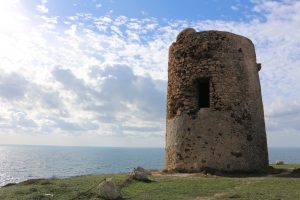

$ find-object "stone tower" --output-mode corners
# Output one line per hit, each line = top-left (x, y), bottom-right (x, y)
(165, 29), (268, 173)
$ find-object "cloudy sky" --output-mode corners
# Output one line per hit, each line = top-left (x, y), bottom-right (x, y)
(0, 0), (299, 147)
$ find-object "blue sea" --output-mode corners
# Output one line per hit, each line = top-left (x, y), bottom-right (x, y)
(0, 145), (299, 186)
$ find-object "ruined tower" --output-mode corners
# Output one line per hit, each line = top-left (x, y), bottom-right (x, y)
(165, 29), (268, 173)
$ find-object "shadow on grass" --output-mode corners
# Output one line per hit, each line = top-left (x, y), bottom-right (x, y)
(162, 166), (300, 178)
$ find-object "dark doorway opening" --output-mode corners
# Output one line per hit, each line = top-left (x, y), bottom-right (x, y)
(197, 79), (210, 109)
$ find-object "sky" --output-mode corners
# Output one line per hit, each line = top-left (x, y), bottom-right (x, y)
(0, 0), (299, 147)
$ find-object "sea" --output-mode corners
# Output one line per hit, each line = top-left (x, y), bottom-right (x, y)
(0, 145), (299, 187)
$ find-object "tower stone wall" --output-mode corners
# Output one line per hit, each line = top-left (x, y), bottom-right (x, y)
(165, 29), (268, 173)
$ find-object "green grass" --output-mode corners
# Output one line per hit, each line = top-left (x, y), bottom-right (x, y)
(0, 174), (129, 200)
(1, 165), (300, 200)
(122, 176), (240, 200)
(271, 164), (300, 169)
(229, 177), (300, 200)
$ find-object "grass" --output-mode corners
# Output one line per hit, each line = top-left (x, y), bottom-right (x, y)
(0, 174), (128, 200)
(122, 176), (239, 200)
(0, 164), (299, 200)
(271, 164), (300, 169)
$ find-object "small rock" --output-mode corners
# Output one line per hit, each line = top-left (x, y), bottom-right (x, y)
(257, 63), (262, 71)
(44, 193), (54, 197)
(136, 166), (151, 175)
(130, 167), (151, 182)
(99, 178), (121, 200)
(275, 160), (284, 165)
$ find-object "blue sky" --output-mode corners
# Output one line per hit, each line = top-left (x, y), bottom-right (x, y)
(0, 0), (300, 147)
(25, 0), (256, 21)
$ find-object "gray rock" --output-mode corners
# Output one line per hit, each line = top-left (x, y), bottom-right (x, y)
(99, 178), (121, 200)
(136, 166), (151, 175)
(276, 160), (284, 165)
(130, 167), (150, 182)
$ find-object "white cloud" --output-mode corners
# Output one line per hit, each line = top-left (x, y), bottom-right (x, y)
(0, 0), (299, 147)
(36, 5), (48, 14)
(36, 0), (48, 14)
(231, 5), (239, 11)
(0, 72), (29, 100)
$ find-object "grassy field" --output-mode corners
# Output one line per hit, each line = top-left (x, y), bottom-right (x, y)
(0, 164), (299, 200)
(271, 164), (300, 169)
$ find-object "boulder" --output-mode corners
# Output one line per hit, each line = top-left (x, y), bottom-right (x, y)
(275, 160), (284, 165)
(135, 166), (151, 175)
(99, 178), (121, 200)
(130, 167), (151, 182)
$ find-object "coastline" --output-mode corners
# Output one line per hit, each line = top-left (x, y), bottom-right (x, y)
(1, 164), (299, 199)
